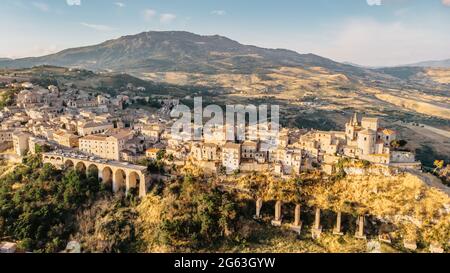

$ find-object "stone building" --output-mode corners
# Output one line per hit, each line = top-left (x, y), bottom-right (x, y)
(241, 141), (258, 160)
(296, 113), (419, 173)
(222, 142), (241, 173)
(79, 130), (132, 161)
(53, 130), (79, 148)
(77, 121), (114, 136)
(12, 131), (30, 156)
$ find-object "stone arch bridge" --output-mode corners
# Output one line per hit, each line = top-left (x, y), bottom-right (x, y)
(42, 152), (150, 197)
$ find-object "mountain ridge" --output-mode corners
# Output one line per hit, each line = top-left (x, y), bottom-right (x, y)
(404, 59), (450, 68)
(0, 30), (372, 78)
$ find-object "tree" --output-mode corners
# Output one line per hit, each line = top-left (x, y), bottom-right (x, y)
(391, 140), (408, 149)
(156, 150), (166, 161)
(433, 160), (445, 174)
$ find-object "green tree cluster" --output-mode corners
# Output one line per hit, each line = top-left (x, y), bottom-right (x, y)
(0, 155), (107, 252)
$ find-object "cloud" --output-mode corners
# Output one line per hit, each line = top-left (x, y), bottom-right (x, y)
(366, 0), (382, 6)
(442, 0), (450, 6)
(66, 0), (81, 6)
(160, 13), (176, 24)
(211, 10), (226, 16)
(32, 2), (50, 12)
(143, 9), (157, 21)
(321, 18), (450, 66)
(80, 22), (113, 31)
(115, 2), (125, 8)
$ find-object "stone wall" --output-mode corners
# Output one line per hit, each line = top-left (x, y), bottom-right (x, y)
(240, 162), (269, 173)
(0, 142), (12, 152)
(344, 166), (394, 176)
(194, 161), (218, 174)
(390, 151), (416, 164)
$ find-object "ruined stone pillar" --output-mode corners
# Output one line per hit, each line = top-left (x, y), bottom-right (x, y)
(333, 211), (344, 235)
(355, 215), (366, 240)
(314, 208), (321, 229)
(294, 205), (301, 227)
(254, 198), (263, 219)
(271, 201), (282, 227)
(290, 204), (302, 234)
(311, 207), (322, 239)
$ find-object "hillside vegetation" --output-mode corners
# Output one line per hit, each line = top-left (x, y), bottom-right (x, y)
(1, 158), (449, 253)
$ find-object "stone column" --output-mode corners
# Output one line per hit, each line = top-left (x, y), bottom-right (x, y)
(294, 205), (301, 227)
(314, 208), (321, 229)
(271, 201), (282, 227)
(254, 198), (263, 219)
(112, 175), (119, 193)
(125, 175), (131, 195)
(312, 207), (322, 239)
(290, 204), (302, 234)
(333, 211), (344, 235)
(355, 215), (366, 240)
(98, 170), (103, 183)
(139, 174), (147, 198)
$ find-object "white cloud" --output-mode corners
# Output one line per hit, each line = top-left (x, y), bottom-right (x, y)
(160, 13), (176, 24)
(320, 18), (450, 66)
(211, 10), (226, 16)
(115, 2), (125, 8)
(32, 2), (50, 12)
(366, 0), (382, 6)
(80, 22), (113, 31)
(442, 0), (450, 6)
(6, 45), (61, 59)
(143, 9), (157, 21)
(66, 0), (81, 6)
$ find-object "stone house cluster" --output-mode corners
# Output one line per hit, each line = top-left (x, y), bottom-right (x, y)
(175, 114), (419, 176)
(0, 79), (421, 178)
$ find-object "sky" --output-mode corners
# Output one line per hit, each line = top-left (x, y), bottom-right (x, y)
(1, 0), (450, 67)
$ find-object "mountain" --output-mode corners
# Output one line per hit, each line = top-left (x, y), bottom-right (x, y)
(405, 59), (450, 68)
(0, 31), (371, 78)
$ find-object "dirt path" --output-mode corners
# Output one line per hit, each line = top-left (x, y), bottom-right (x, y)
(408, 169), (450, 196)
(395, 121), (450, 141)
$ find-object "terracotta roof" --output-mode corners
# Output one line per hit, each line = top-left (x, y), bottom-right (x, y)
(382, 129), (396, 135)
(146, 148), (161, 153)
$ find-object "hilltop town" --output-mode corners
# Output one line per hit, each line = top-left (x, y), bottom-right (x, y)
(0, 76), (423, 186)
(0, 70), (449, 254)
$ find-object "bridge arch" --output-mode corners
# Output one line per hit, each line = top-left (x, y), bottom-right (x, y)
(114, 169), (126, 193)
(75, 162), (87, 174)
(128, 171), (141, 196)
(101, 166), (113, 190)
(42, 153), (149, 197)
(65, 159), (74, 170)
(87, 164), (99, 180)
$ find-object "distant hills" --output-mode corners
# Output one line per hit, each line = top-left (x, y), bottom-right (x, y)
(0, 31), (375, 78)
(405, 59), (450, 68)
(1, 31), (449, 78)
